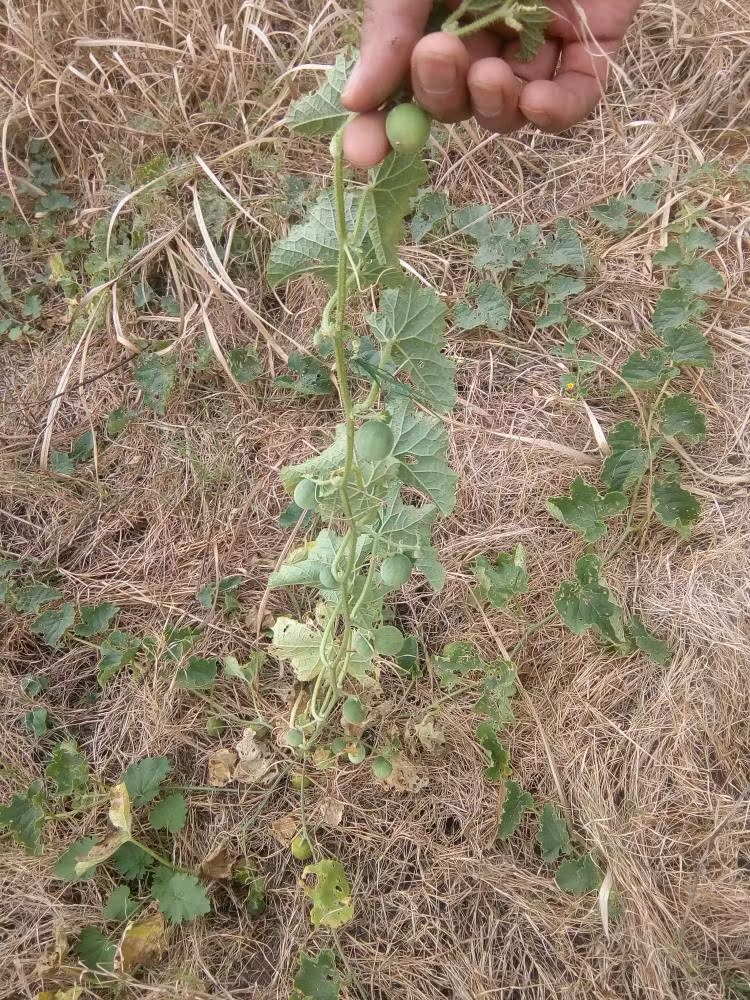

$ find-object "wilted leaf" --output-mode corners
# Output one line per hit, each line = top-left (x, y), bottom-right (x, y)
(234, 728), (274, 784)
(208, 749), (237, 787)
(382, 755), (428, 794)
(270, 812), (299, 846)
(309, 796), (344, 829)
(119, 912), (166, 972)
(54, 836), (99, 881)
(413, 717), (444, 752)
(200, 844), (234, 879)
(476, 723), (510, 782)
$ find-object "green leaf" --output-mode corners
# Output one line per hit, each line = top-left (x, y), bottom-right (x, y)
(30, 602), (75, 647)
(103, 884), (138, 922)
(38, 190), (76, 213)
(267, 188), (344, 288)
(388, 397), (457, 514)
(21, 674), (48, 696)
(106, 406), (137, 437)
(0, 779), (45, 854)
(46, 740), (90, 799)
(652, 475), (700, 540)
(279, 501), (314, 531)
(451, 203), (492, 239)
(433, 641), (486, 690)
(541, 219), (587, 271)
(360, 153), (428, 276)
(415, 545), (446, 593)
(652, 288), (707, 336)
(123, 756), (172, 808)
(290, 950), (342, 1000)
(15, 583), (62, 614)
(554, 554), (626, 648)
(228, 345), (263, 384)
(271, 617), (352, 683)
(547, 476), (627, 543)
(591, 199), (630, 233)
(411, 190), (452, 244)
(368, 280), (455, 414)
(625, 181), (660, 215)
(546, 275), (585, 302)
(453, 282), (510, 332)
(223, 652), (264, 684)
(537, 803), (572, 862)
(475, 722), (510, 782)
(50, 451), (76, 475)
(473, 218), (524, 271)
(617, 348), (675, 392)
(601, 421), (649, 493)
(148, 793), (187, 834)
(680, 225), (716, 252)
(151, 868), (211, 924)
(134, 353), (177, 415)
(177, 656), (217, 690)
(23, 291), (43, 320)
(555, 852), (603, 894)
(74, 927), (116, 972)
(657, 393), (706, 444)
(474, 659), (517, 727)
(74, 603), (119, 637)
(498, 779), (534, 840)
(514, 2), (552, 60)
(280, 351), (333, 396)
(0, 558), (21, 578)
(472, 545), (528, 609)
(287, 53), (352, 136)
(112, 841), (153, 880)
(70, 430), (95, 463)
(628, 615), (671, 665)
(370, 493), (437, 554)
(535, 303), (568, 328)
(653, 243), (684, 267)
(54, 836), (99, 881)
(672, 258), (723, 294)
(303, 859), (354, 929)
(98, 630), (142, 686)
(663, 325), (713, 368)
(280, 425), (347, 496)
(24, 707), (49, 738)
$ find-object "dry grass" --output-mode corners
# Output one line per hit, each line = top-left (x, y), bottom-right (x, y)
(1, 0), (750, 997)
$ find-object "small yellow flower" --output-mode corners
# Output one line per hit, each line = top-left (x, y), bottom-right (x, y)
(565, 381), (576, 393)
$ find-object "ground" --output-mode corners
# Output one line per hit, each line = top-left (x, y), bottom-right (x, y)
(1, 1), (749, 998)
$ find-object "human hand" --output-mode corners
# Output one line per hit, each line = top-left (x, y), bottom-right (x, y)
(342, 0), (642, 167)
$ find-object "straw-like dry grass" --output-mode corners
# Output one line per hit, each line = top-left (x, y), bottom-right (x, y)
(1, 1), (749, 997)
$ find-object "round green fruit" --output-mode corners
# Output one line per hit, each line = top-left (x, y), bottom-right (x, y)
(372, 625), (405, 656)
(385, 103), (432, 154)
(371, 756), (393, 780)
(290, 833), (313, 861)
(347, 742), (367, 765)
(355, 420), (393, 463)
(284, 727), (304, 748)
(205, 715), (226, 737)
(291, 772), (312, 790)
(380, 554), (413, 588)
(293, 478), (318, 510)
(342, 697), (366, 725)
(319, 567), (340, 590)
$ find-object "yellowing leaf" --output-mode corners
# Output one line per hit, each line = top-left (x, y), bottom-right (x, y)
(234, 728), (274, 784)
(118, 912), (166, 972)
(200, 844), (234, 879)
(109, 782), (132, 834)
(208, 749), (237, 787)
(382, 755), (428, 794)
(302, 859), (354, 929)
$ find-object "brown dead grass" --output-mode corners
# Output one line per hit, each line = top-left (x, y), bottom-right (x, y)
(1, 0), (750, 998)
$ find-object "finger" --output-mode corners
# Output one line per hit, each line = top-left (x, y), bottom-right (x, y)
(501, 38), (560, 82)
(519, 36), (616, 130)
(467, 58), (525, 133)
(342, 0), (432, 112)
(343, 110), (390, 168)
(411, 32), (472, 123)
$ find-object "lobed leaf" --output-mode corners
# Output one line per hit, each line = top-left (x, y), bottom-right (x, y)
(302, 859), (354, 929)
(498, 779), (534, 840)
(547, 476), (627, 543)
(472, 545), (528, 609)
(537, 803), (571, 862)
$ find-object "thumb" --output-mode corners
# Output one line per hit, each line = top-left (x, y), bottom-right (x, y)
(342, 0), (433, 112)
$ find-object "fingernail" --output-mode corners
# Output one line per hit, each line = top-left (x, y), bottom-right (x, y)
(473, 88), (502, 119)
(415, 54), (457, 97)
